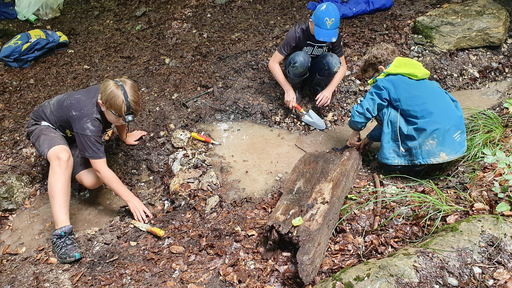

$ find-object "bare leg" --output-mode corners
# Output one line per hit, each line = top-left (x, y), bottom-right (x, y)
(46, 145), (74, 229)
(75, 168), (103, 190)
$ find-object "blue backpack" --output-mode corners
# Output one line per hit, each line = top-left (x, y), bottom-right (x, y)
(308, 0), (393, 18)
(0, 29), (69, 68)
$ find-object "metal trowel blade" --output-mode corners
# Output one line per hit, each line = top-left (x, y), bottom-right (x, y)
(302, 110), (326, 130)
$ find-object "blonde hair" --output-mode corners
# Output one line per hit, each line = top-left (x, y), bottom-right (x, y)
(99, 78), (141, 118)
(359, 43), (400, 78)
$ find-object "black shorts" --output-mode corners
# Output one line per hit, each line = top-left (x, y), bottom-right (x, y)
(26, 119), (92, 178)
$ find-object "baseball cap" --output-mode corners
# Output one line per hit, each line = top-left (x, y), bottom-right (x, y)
(310, 2), (340, 42)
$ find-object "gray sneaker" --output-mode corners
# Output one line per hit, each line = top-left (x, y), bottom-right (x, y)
(51, 225), (82, 264)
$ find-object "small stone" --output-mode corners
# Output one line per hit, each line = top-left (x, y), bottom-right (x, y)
(447, 277), (459, 286)
(171, 130), (191, 148)
(135, 7), (147, 17)
(205, 195), (220, 212)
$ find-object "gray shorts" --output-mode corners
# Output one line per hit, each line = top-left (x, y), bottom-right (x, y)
(26, 119), (92, 178)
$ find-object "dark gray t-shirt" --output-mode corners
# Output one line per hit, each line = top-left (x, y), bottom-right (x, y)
(277, 21), (345, 58)
(30, 85), (112, 160)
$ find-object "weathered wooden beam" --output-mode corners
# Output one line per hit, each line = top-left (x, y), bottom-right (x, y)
(266, 149), (361, 284)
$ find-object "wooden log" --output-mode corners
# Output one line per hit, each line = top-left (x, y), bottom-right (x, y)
(266, 149), (361, 284)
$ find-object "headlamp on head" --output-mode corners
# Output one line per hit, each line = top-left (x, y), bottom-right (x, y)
(113, 79), (134, 123)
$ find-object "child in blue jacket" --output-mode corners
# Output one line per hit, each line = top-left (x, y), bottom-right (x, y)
(347, 43), (466, 176)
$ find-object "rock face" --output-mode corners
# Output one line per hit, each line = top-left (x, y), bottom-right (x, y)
(0, 175), (32, 211)
(414, 0), (510, 50)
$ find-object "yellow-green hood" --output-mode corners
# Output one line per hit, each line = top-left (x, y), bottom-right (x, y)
(369, 57), (430, 86)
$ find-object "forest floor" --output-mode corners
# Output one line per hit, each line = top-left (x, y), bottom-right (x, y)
(1, 0), (512, 287)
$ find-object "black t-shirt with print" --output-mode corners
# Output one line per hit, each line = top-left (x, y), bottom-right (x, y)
(277, 21), (344, 58)
(29, 85), (112, 160)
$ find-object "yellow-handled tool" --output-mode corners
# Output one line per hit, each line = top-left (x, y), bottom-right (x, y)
(131, 220), (165, 237)
(191, 132), (220, 145)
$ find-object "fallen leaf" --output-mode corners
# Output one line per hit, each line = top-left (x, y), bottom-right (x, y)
(473, 203), (489, 212)
(247, 230), (257, 237)
(47, 257), (58, 264)
(446, 214), (459, 224)
(170, 246), (185, 254)
(494, 269), (511, 281)
(344, 259), (358, 267)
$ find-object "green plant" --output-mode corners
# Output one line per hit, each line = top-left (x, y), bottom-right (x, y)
(463, 110), (504, 163)
(503, 99), (512, 114)
(335, 176), (468, 240)
(482, 148), (512, 210)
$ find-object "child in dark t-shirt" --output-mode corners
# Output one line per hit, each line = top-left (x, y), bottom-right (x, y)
(268, 2), (347, 109)
(26, 78), (153, 264)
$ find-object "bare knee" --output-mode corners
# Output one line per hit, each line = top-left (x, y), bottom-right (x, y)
(76, 169), (103, 189)
(47, 147), (73, 169)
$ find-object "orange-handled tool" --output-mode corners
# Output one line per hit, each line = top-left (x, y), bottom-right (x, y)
(191, 132), (220, 145)
(293, 104), (326, 130)
(294, 103), (305, 113)
(131, 220), (165, 237)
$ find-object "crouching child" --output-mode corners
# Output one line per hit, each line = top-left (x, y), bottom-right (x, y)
(346, 43), (467, 177)
(26, 78), (153, 263)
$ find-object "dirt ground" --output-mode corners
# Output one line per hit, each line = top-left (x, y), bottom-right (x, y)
(1, 0), (512, 287)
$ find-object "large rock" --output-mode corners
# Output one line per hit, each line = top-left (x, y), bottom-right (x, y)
(315, 215), (512, 288)
(0, 174), (32, 211)
(413, 0), (510, 50)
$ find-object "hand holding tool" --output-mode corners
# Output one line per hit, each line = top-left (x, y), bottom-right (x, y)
(131, 220), (165, 237)
(294, 104), (326, 130)
(191, 132), (220, 145)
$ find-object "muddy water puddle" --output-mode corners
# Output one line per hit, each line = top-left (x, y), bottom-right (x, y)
(452, 80), (510, 116)
(1, 188), (124, 251)
(199, 122), (354, 200)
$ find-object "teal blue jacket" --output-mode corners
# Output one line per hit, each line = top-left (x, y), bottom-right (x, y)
(348, 57), (467, 165)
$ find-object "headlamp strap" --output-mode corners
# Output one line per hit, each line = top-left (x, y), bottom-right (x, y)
(113, 79), (131, 115)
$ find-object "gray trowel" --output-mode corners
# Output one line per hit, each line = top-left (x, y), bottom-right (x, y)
(294, 104), (326, 130)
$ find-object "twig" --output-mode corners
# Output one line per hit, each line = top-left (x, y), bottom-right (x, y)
(373, 173), (382, 230)
(360, 225), (367, 261)
(73, 271), (84, 284)
(181, 88), (214, 108)
(105, 256), (118, 263)
(294, 144), (308, 154)
(2, 244), (9, 255)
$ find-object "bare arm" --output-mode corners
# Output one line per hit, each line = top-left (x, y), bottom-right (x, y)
(90, 158), (153, 222)
(316, 55), (347, 107)
(268, 51), (297, 109)
(115, 124), (147, 145)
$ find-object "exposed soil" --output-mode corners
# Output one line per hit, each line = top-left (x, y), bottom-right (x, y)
(1, 0), (512, 287)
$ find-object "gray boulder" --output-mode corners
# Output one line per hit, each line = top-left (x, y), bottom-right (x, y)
(315, 215), (512, 288)
(413, 0), (510, 50)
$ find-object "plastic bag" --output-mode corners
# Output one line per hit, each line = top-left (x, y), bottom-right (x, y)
(15, 0), (63, 21)
(15, 0), (42, 21)
(37, 0), (64, 20)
